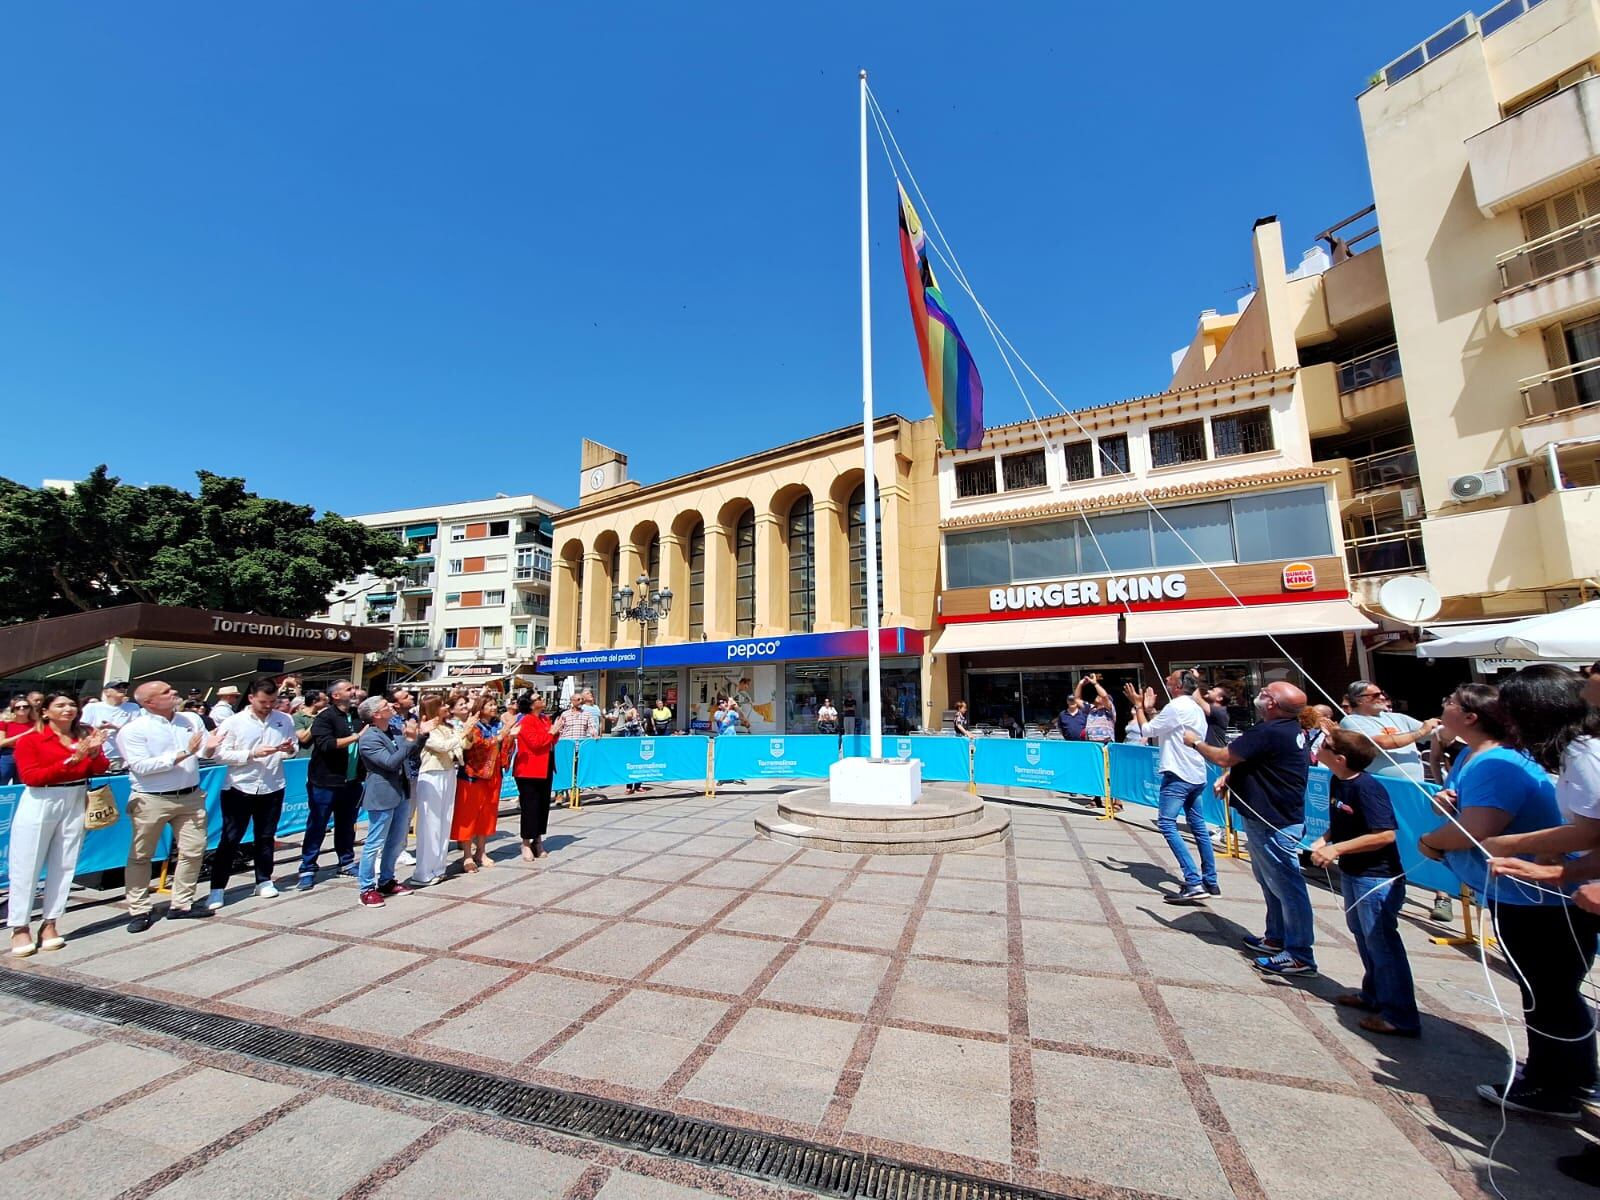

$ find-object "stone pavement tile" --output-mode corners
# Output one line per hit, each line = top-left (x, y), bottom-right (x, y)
(422, 1003), (574, 1061)
(808, 900), (912, 951)
(692, 858), (780, 889)
(0, 1014), (93, 1073)
(648, 931), (787, 995)
(674, 834), (750, 859)
(0, 1041), (187, 1150)
(368, 1128), (589, 1199)
(547, 921), (694, 980)
(1209, 1075), (1461, 1200)
(620, 853), (725, 883)
(1018, 917), (1128, 974)
(728, 839), (798, 863)
(841, 871), (926, 906)
(551, 877), (667, 917)
(588, 989), (729, 1043)
(886, 957), (1008, 1035)
(653, 817), (727, 834)
(925, 875), (1007, 915)
(1301, 1000), (1513, 1102)
(1031, 1049), (1231, 1200)
(632, 885), (745, 927)
(911, 908), (1008, 963)
(935, 853), (1010, 881)
(861, 854), (936, 876)
(316, 959), (512, 1035)
(595, 1172), (787, 1199)
(307, 892), (456, 937)
(1160, 983), (1352, 1083)
(760, 945), (891, 1016)
(383, 900), (518, 949)
(789, 848), (859, 869)
(226, 886), (355, 927)
(457, 912), (604, 963)
(681, 1045), (843, 1126)
(562, 848), (653, 876)
(720, 1007), (860, 1069)
(539, 1021), (702, 1091)
(72, 923), (248, 983)
(1130, 930), (1274, 989)
(1016, 882), (1103, 922)
(1012, 837), (1083, 862)
(846, 1027), (1011, 1163)
(1081, 857), (1165, 894)
(3, 1121), (177, 1200)
(491, 969), (618, 1020)
(610, 831), (694, 853)
(228, 944), (424, 1016)
(1012, 857), (1092, 887)
(1399, 1091), (1585, 1198)
(478, 871), (593, 908)
(92, 1067), (299, 1153)
(764, 863), (852, 898)
(1026, 971), (1164, 1055)
(147, 1094), (431, 1200)
(717, 893), (823, 938)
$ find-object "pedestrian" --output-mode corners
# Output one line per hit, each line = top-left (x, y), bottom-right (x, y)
(950, 700), (970, 737)
(1309, 728), (1419, 1037)
(409, 694), (463, 887)
(451, 695), (508, 873)
(385, 687), (422, 868)
(355, 695), (419, 908)
(619, 705), (645, 793)
(817, 696), (840, 735)
(1187, 681), (1316, 978)
(650, 696), (673, 735)
(1339, 680), (1440, 781)
(1056, 686), (1088, 740)
(209, 685), (241, 725)
(297, 679), (364, 891)
(1134, 672), (1217, 905)
(1419, 680), (1588, 1120)
(7, 695), (110, 956)
(293, 689), (325, 755)
(0, 695), (37, 786)
(553, 693), (598, 742)
(513, 693), (555, 860)
(1081, 676), (1116, 744)
(207, 677), (298, 909)
(118, 680), (222, 932)
(1121, 686), (1158, 745)
(713, 696), (741, 737)
(1202, 685), (1232, 748)
(80, 680), (140, 771)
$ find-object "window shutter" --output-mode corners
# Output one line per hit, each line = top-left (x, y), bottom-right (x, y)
(459, 627), (480, 648)
(462, 591), (483, 607)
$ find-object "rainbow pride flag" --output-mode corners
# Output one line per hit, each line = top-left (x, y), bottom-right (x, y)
(896, 183), (984, 450)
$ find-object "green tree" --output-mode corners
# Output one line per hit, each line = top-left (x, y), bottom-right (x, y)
(0, 467), (406, 623)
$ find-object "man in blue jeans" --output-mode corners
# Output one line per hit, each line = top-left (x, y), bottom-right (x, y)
(298, 679), (364, 889)
(1187, 680), (1316, 978)
(1135, 670), (1216, 904)
(354, 695), (419, 907)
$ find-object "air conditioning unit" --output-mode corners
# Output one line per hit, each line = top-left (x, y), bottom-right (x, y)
(1446, 467), (1509, 504)
(1400, 487), (1424, 521)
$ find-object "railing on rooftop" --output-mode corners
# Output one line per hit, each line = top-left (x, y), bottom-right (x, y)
(1350, 445), (1420, 493)
(1497, 213), (1600, 289)
(1381, 14), (1474, 86)
(1479, 0), (1546, 39)
(1521, 356), (1600, 418)
(1336, 344), (1403, 394)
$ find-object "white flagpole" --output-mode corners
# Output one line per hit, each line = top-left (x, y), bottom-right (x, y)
(859, 68), (883, 761)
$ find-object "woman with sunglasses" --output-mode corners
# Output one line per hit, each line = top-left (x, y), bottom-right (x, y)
(0, 696), (36, 786)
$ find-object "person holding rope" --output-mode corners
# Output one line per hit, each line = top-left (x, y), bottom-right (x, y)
(1186, 681), (1317, 979)
(1131, 671), (1215, 905)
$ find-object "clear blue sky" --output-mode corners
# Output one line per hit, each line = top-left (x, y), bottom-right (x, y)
(1, 1), (1467, 514)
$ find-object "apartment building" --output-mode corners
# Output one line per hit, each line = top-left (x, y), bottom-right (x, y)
(322, 493), (560, 689)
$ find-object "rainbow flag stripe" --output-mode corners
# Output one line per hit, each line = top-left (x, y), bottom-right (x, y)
(897, 183), (984, 450)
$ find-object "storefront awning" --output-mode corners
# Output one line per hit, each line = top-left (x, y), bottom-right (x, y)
(1124, 600), (1376, 644)
(933, 614), (1120, 655)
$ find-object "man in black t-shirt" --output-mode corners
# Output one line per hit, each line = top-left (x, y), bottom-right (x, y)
(1202, 686), (1231, 749)
(1308, 729), (1418, 1037)
(1186, 681), (1317, 978)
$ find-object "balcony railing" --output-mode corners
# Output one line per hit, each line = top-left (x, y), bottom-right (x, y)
(513, 565), (552, 583)
(1345, 529), (1427, 577)
(511, 599), (549, 618)
(1350, 445), (1420, 493)
(1498, 214), (1600, 290)
(1337, 344), (1402, 394)
(399, 569), (435, 590)
(1521, 357), (1600, 418)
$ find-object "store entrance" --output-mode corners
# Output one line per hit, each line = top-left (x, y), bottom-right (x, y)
(967, 664), (1146, 736)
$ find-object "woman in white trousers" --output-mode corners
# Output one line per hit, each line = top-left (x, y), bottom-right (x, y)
(409, 695), (464, 887)
(8, 695), (111, 956)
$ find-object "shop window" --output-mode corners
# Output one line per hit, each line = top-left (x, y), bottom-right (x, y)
(735, 509), (756, 636)
(955, 458), (998, 498)
(848, 484), (884, 626)
(1212, 408), (1274, 458)
(1063, 441), (1094, 482)
(1009, 520), (1077, 582)
(1231, 486), (1334, 562)
(1001, 450), (1047, 491)
(1097, 434), (1130, 476)
(1151, 419), (1207, 468)
(1152, 500), (1235, 565)
(1081, 510), (1154, 572)
(787, 495), (815, 633)
(687, 522), (705, 639)
(944, 528), (1011, 589)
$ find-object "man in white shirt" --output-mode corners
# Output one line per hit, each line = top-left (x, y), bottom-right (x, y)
(1139, 668), (1217, 905)
(209, 685), (241, 725)
(208, 677), (298, 909)
(117, 679), (223, 932)
(81, 680), (140, 771)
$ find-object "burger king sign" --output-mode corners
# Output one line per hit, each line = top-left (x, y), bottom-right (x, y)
(1281, 562), (1317, 592)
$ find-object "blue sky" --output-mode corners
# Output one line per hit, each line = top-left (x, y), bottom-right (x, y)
(1, 1), (1467, 514)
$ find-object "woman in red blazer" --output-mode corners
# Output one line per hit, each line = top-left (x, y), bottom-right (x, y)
(512, 694), (556, 861)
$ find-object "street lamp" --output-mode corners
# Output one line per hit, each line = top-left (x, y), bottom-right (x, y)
(613, 573), (672, 714)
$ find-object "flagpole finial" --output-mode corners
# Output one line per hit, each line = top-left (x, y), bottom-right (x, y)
(859, 68), (867, 80)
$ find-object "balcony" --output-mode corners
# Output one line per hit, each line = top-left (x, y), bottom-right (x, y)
(1329, 344), (1406, 428)
(1495, 215), (1600, 334)
(1420, 486), (1600, 594)
(394, 641), (435, 663)
(510, 598), (548, 620)
(1518, 358), (1600, 455)
(1345, 528), (1426, 578)
(513, 565), (552, 586)
(1467, 76), (1600, 216)
(399, 569), (435, 591)
(1351, 445), (1420, 494)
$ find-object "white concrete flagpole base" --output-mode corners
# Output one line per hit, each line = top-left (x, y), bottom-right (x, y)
(828, 756), (923, 807)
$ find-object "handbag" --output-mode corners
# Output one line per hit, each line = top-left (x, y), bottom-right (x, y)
(83, 784), (119, 831)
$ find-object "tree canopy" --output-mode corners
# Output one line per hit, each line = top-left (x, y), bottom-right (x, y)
(0, 467), (406, 624)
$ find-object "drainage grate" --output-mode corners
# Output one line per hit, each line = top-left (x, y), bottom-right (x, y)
(0, 969), (1077, 1200)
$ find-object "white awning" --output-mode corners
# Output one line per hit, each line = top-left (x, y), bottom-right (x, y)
(932, 614), (1120, 655)
(1418, 600), (1600, 660)
(1125, 600), (1377, 644)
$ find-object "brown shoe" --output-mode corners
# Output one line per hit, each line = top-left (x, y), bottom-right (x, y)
(1336, 994), (1378, 1011)
(1359, 1014), (1420, 1037)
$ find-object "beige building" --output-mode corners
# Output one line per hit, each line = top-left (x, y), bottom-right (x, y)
(539, 418), (943, 732)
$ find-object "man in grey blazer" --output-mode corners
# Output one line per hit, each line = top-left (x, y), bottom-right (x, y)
(355, 695), (419, 908)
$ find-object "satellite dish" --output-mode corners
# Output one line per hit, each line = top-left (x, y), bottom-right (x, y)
(1378, 576), (1441, 624)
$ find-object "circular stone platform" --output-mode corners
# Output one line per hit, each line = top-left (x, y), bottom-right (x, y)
(754, 783), (1010, 855)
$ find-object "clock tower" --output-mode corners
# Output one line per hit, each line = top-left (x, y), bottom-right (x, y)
(578, 438), (632, 502)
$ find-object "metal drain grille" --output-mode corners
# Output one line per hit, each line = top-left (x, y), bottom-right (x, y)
(0, 969), (1076, 1200)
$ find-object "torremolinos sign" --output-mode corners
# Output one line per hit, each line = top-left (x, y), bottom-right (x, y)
(211, 616), (352, 642)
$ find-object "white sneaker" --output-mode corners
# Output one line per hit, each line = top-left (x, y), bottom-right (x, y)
(206, 889), (225, 911)
(398, 850), (416, 866)
(255, 881), (280, 899)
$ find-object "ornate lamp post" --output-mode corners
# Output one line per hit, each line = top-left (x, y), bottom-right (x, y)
(613, 573), (672, 713)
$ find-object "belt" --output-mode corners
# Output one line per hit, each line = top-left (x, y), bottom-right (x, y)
(140, 785), (200, 797)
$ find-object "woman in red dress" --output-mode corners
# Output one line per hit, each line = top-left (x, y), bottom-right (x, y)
(451, 695), (508, 872)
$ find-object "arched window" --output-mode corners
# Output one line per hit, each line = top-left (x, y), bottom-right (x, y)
(644, 535), (660, 645)
(609, 545), (621, 646)
(787, 495), (815, 633)
(849, 484), (884, 627)
(687, 523), (705, 639)
(735, 508), (756, 637)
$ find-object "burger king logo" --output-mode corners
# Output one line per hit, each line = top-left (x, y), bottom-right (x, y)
(1282, 562), (1316, 592)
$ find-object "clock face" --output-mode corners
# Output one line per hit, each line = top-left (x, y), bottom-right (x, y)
(589, 468), (604, 490)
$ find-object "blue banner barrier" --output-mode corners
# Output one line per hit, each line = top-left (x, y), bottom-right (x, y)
(1108, 743), (1159, 809)
(1300, 767), (1332, 845)
(1377, 776), (1462, 896)
(713, 735), (838, 782)
(973, 739), (1106, 796)
(551, 740), (576, 792)
(578, 736), (711, 788)
(889, 735), (973, 784)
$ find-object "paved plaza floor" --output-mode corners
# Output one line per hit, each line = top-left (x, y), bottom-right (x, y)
(0, 783), (1594, 1199)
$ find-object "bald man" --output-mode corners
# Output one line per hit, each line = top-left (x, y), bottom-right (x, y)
(1186, 680), (1317, 978)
